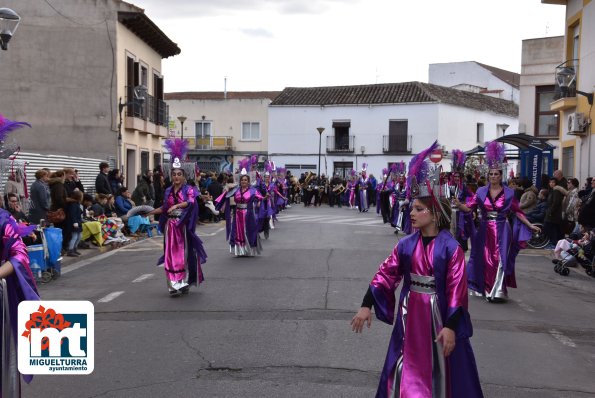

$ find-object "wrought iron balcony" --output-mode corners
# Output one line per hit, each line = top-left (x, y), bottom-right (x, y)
(383, 135), (412, 154)
(326, 135), (355, 153)
(125, 86), (169, 127)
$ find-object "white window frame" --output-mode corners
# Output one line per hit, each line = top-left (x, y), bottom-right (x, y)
(241, 122), (261, 141)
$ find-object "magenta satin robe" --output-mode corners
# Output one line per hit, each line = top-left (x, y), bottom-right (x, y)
(371, 234), (470, 397)
(466, 188), (526, 295)
(164, 187), (197, 284)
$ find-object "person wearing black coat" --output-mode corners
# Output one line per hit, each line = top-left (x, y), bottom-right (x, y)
(578, 178), (595, 229)
(526, 189), (549, 224)
(65, 191), (84, 257)
(28, 169), (50, 224)
(95, 162), (113, 195)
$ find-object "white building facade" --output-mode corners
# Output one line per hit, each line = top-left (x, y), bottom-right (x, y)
(165, 92), (280, 172)
(429, 61), (521, 105)
(269, 83), (518, 178)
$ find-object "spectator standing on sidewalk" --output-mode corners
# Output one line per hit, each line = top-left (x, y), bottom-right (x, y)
(95, 161), (112, 195)
(108, 169), (124, 196)
(4, 170), (26, 209)
(73, 169), (85, 193)
(519, 178), (538, 214)
(578, 177), (595, 229)
(544, 177), (564, 249)
(28, 169), (50, 224)
(132, 172), (153, 206)
(65, 191), (83, 257)
(63, 168), (77, 196)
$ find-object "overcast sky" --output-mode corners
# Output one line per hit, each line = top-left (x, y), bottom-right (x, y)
(133, 0), (566, 93)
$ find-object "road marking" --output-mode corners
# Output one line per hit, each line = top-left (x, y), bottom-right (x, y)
(120, 248), (154, 252)
(198, 227), (225, 237)
(98, 291), (124, 303)
(132, 273), (154, 283)
(549, 329), (576, 348)
(61, 238), (161, 275)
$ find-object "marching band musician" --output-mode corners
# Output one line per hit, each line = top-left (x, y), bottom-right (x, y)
(329, 173), (343, 208)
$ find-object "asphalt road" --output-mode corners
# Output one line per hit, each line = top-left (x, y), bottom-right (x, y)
(23, 205), (595, 397)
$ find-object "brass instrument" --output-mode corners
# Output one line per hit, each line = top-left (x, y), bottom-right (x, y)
(302, 172), (315, 191)
(333, 184), (346, 194)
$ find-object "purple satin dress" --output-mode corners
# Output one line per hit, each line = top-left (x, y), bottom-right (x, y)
(157, 185), (207, 292)
(466, 185), (531, 299)
(370, 230), (483, 398)
(232, 187), (264, 256)
(1, 211), (40, 394)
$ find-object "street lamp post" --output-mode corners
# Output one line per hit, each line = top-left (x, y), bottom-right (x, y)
(316, 127), (325, 177)
(178, 115), (187, 140)
(0, 8), (21, 51)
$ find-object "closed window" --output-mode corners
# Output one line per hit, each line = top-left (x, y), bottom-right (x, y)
(476, 123), (484, 144)
(535, 85), (559, 137)
(242, 122), (261, 140)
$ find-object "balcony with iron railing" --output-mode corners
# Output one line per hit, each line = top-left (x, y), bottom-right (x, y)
(124, 86), (169, 137)
(550, 59), (589, 112)
(383, 135), (412, 154)
(188, 136), (233, 151)
(326, 135), (355, 153)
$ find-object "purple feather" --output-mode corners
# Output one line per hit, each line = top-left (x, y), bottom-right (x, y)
(164, 138), (189, 161)
(0, 115), (31, 142)
(390, 163), (398, 174)
(250, 154), (258, 167)
(382, 167), (388, 176)
(452, 149), (466, 170)
(400, 161), (406, 174)
(485, 141), (505, 169)
(350, 169), (356, 177)
(407, 140), (439, 190)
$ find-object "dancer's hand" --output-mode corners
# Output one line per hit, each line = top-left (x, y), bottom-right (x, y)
(530, 224), (541, 233)
(436, 327), (456, 357)
(351, 307), (372, 333)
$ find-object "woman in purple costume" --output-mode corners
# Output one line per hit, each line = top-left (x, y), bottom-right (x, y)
(455, 141), (540, 302)
(351, 142), (483, 398)
(1, 210), (41, 395)
(150, 139), (207, 297)
(218, 173), (264, 256)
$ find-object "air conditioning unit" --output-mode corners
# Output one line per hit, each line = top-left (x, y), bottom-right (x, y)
(567, 112), (586, 135)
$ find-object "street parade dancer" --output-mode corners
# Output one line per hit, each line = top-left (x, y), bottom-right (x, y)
(448, 149), (475, 251)
(0, 115), (41, 396)
(149, 138), (207, 297)
(347, 169), (357, 209)
(351, 141), (483, 398)
(216, 158), (264, 256)
(454, 141), (540, 302)
(259, 161), (287, 239)
(391, 162), (410, 235)
(357, 163), (370, 212)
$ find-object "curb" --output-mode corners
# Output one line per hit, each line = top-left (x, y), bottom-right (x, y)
(59, 236), (157, 275)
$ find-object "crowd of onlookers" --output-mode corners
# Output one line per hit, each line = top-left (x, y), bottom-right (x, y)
(4, 161), (223, 258)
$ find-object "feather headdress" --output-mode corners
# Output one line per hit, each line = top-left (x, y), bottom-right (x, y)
(349, 169), (356, 177)
(382, 167), (389, 177)
(0, 115), (31, 142)
(485, 140), (505, 170)
(451, 149), (466, 174)
(361, 162), (368, 172)
(407, 140), (440, 196)
(238, 158), (250, 175)
(164, 138), (189, 169)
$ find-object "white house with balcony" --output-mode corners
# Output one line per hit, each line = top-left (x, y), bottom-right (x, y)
(164, 91), (280, 172)
(268, 82), (518, 178)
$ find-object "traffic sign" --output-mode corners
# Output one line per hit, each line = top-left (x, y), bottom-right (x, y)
(430, 149), (443, 163)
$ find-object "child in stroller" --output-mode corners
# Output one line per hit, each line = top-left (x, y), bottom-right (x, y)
(552, 227), (595, 276)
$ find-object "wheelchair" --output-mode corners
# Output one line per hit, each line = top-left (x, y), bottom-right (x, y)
(527, 223), (549, 249)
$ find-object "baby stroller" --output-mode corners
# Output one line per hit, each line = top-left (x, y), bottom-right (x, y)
(27, 223), (62, 283)
(553, 230), (595, 277)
